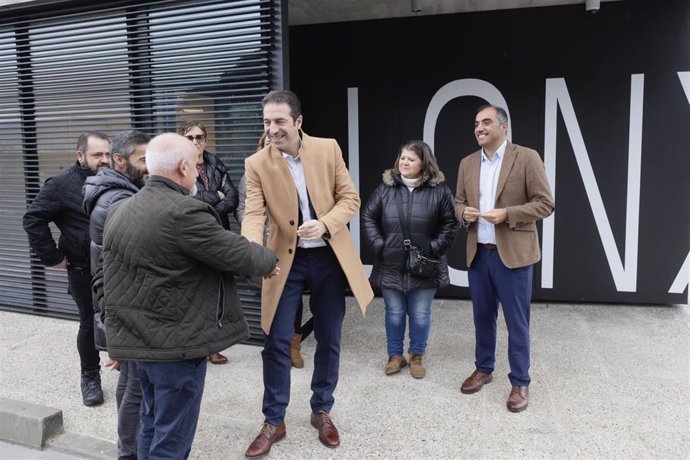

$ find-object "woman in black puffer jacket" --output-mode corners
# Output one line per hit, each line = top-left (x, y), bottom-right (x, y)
(362, 140), (458, 379)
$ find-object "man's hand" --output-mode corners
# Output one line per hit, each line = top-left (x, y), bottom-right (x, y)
(264, 265), (280, 279)
(462, 206), (480, 223)
(105, 359), (121, 371)
(218, 191), (225, 199)
(480, 208), (507, 225)
(297, 219), (327, 241)
(49, 258), (69, 269)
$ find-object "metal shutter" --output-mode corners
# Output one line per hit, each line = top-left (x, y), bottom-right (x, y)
(0, 0), (286, 344)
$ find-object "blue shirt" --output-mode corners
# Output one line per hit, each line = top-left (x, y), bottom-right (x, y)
(477, 140), (507, 244)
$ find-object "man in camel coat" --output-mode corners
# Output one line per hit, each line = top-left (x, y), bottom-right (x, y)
(242, 90), (374, 457)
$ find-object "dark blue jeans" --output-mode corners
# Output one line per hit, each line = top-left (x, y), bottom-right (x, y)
(137, 358), (207, 460)
(468, 246), (533, 387)
(262, 246), (346, 426)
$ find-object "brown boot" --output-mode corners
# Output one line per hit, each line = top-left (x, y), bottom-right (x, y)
(384, 355), (407, 375)
(409, 352), (426, 379)
(290, 334), (304, 368)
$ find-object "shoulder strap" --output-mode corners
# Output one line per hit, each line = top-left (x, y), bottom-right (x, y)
(395, 189), (412, 249)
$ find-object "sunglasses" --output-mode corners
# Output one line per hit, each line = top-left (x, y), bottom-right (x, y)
(185, 134), (206, 142)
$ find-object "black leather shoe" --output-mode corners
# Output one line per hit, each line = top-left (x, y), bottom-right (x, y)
(245, 423), (286, 458)
(81, 370), (104, 407)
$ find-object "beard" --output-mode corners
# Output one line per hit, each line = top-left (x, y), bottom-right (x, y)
(189, 183), (198, 196)
(126, 161), (146, 188)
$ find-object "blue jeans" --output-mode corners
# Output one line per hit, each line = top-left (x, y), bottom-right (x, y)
(137, 358), (207, 460)
(381, 288), (437, 356)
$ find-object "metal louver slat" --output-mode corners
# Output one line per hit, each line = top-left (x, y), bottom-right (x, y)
(0, 0), (283, 344)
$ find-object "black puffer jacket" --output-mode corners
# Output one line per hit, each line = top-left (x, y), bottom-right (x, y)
(194, 151), (239, 229)
(102, 176), (277, 361)
(82, 168), (140, 350)
(23, 162), (93, 268)
(362, 169), (458, 291)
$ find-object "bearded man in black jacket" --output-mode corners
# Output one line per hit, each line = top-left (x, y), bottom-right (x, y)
(83, 129), (150, 460)
(23, 131), (110, 407)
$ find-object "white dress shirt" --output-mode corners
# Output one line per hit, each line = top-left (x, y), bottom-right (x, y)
(282, 151), (326, 248)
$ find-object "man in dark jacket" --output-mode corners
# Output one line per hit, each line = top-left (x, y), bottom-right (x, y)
(23, 131), (110, 407)
(82, 129), (150, 460)
(101, 133), (279, 459)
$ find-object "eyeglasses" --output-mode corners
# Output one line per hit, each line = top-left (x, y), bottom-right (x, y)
(185, 134), (206, 142)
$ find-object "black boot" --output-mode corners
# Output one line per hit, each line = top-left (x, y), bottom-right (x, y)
(81, 369), (104, 407)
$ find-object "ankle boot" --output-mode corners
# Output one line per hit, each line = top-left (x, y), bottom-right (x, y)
(409, 353), (426, 379)
(290, 333), (304, 368)
(81, 369), (104, 407)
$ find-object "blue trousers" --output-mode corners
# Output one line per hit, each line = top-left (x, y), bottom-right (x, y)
(262, 246), (346, 426)
(137, 358), (207, 460)
(381, 288), (437, 356)
(468, 246), (533, 387)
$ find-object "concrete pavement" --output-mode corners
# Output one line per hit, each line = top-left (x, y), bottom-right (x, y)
(0, 297), (688, 459)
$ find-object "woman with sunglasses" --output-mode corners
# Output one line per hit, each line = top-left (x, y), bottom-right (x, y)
(178, 121), (239, 365)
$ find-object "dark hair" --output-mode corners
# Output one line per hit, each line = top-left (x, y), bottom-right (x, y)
(110, 130), (151, 162)
(178, 121), (207, 137)
(477, 104), (508, 124)
(76, 132), (109, 154)
(262, 90), (302, 120)
(394, 140), (441, 180)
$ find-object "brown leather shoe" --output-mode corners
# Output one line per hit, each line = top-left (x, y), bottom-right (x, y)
(310, 411), (340, 448)
(290, 333), (304, 368)
(507, 386), (529, 412)
(208, 352), (228, 365)
(245, 422), (286, 458)
(460, 369), (493, 394)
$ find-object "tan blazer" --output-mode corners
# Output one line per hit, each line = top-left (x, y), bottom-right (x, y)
(455, 142), (554, 269)
(242, 131), (374, 333)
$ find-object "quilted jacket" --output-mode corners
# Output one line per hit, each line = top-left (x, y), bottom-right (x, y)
(362, 169), (458, 292)
(82, 168), (140, 350)
(101, 175), (277, 361)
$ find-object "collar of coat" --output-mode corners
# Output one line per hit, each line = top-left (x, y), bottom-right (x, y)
(147, 175), (192, 196)
(382, 168), (445, 188)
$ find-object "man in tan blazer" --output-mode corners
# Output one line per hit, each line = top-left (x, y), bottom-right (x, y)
(455, 105), (554, 413)
(242, 90), (374, 457)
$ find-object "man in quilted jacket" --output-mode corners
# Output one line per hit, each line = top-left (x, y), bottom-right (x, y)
(100, 133), (279, 459)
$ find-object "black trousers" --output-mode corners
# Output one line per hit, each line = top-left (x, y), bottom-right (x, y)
(67, 266), (100, 373)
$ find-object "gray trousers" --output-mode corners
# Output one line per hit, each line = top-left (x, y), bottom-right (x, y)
(116, 360), (142, 460)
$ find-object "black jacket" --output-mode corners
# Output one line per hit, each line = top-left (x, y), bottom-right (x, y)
(101, 176), (277, 361)
(23, 162), (93, 268)
(194, 151), (238, 229)
(82, 168), (140, 350)
(362, 169), (458, 291)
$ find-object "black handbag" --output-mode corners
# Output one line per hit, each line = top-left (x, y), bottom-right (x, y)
(395, 190), (440, 278)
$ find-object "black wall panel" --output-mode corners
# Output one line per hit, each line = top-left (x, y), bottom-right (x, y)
(290, 1), (690, 304)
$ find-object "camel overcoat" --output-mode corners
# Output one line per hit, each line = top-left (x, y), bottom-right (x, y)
(242, 131), (374, 333)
